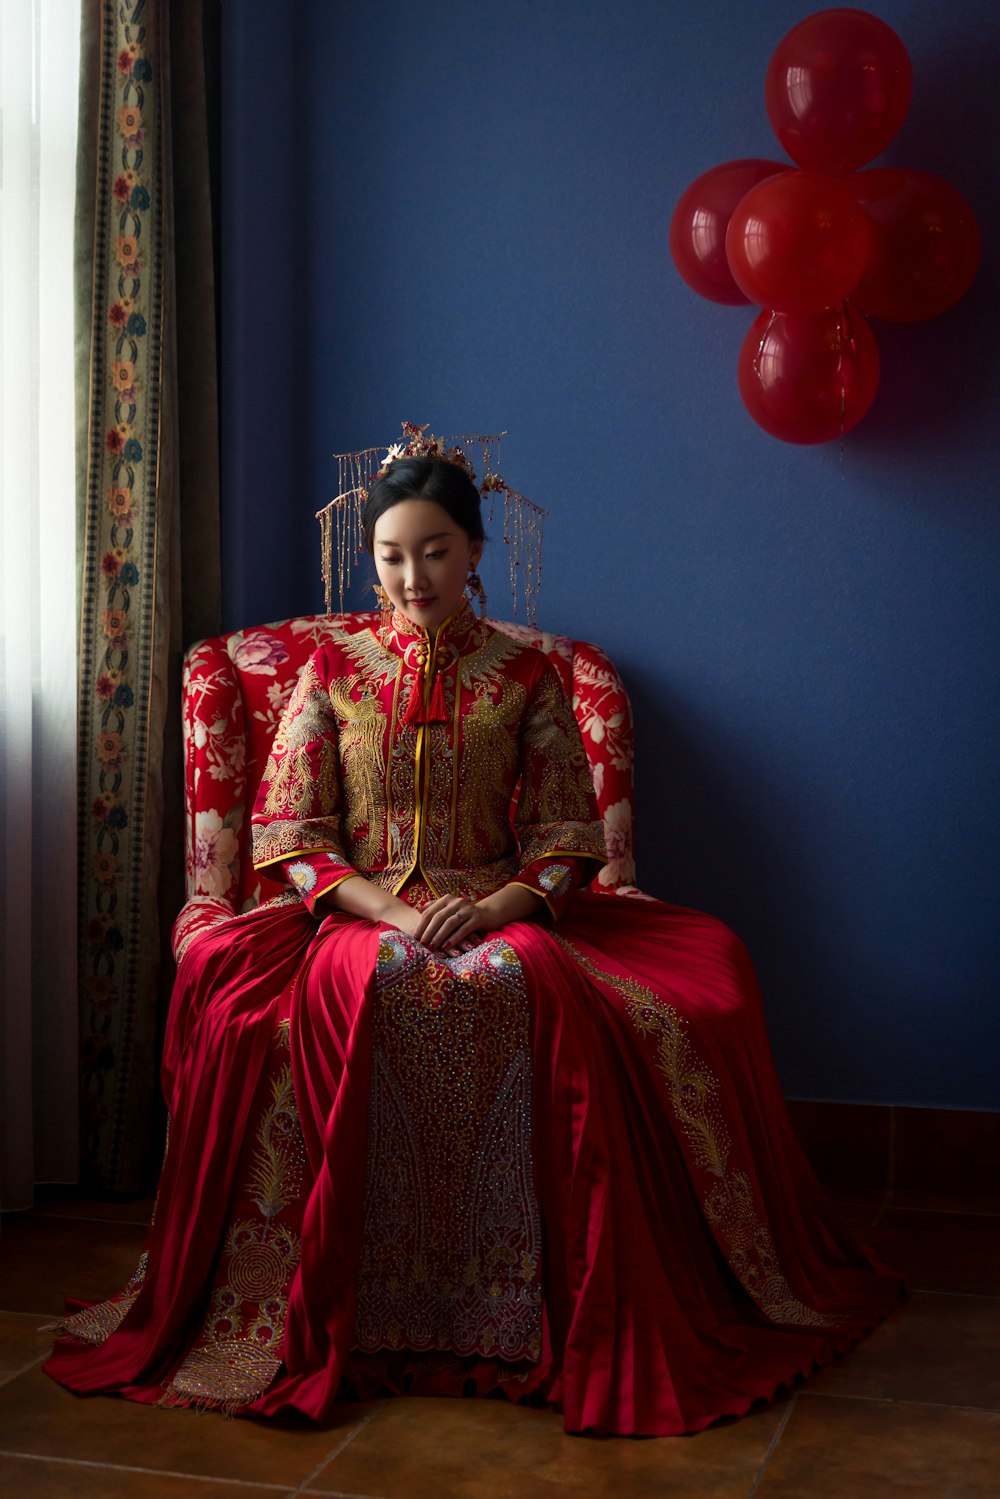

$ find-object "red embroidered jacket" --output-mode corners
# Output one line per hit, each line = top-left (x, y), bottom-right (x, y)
(250, 599), (607, 920)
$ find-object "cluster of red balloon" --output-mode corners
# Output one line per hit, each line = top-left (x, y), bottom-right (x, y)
(669, 9), (981, 445)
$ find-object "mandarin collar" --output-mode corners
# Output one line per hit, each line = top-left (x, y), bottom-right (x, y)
(384, 596), (489, 659)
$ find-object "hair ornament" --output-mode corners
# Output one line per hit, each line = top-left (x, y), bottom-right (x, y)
(317, 422), (546, 623)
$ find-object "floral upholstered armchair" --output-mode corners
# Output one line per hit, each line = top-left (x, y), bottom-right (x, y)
(172, 612), (637, 961)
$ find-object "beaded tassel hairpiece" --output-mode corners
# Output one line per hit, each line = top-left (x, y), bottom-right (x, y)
(316, 422), (546, 623)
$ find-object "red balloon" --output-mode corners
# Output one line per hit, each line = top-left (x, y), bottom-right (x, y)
(737, 302), (880, 444)
(850, 169), (982, 322)
(765, 8), (913, 174)
(669, 159), (789, 304)
(725, 171), (870, 313)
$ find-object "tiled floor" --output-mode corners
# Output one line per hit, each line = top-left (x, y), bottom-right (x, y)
(1, 1188), (997, 1498)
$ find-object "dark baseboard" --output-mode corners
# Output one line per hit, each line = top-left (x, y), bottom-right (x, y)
(785, 1099), (1000, 1204)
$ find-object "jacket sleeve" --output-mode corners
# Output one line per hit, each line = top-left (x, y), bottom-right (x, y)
(250, 649), (359, 914)
(509, 659), (607, 921)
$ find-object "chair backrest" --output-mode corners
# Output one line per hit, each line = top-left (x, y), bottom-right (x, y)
(181, 611), (636, 913)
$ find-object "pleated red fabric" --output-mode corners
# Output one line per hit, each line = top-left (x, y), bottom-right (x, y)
(46, 891), (903, 1435)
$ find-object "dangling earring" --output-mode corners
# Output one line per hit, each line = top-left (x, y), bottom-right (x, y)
(373, 583), (393, 644)
(467, 569), (487, 618)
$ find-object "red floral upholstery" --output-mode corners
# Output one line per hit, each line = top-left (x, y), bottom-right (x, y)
(174, 612), (636, 961)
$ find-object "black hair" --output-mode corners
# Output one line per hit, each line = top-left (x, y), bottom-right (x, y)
(362, 456), (485, 552)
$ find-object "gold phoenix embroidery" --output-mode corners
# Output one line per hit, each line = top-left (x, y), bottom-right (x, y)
(57, 1252), (150, 1346)
(162, 1025), (309, 1412)
(453, 678), (523, 869)
(555, 937), (837, 1329)
(330, 677), (387, 867)
(260, 658), (339, 819)
(252, 608), (606, 902)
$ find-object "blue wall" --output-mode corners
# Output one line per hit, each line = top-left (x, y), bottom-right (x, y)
(221, 0), (1000, 1109)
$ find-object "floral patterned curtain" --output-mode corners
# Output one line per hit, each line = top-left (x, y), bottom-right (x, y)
(77, 0), (220, 1191)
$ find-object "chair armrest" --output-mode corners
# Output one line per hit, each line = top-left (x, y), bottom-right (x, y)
(571, 639), (637, 890)
(171, 896), (238, 964)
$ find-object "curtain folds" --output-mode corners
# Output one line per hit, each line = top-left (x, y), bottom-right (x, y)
(0, 1), (82, 1211)
(75, 0), (221, 1193)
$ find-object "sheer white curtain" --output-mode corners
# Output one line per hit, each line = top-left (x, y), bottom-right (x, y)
(0, 0), (81, 1210)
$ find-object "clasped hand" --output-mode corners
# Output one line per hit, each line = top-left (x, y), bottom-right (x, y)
(398, 893), (500, 955)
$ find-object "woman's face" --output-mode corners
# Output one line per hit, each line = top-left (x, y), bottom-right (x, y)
(372, 497), (483, 636)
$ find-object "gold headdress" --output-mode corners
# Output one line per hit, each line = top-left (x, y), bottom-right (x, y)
(316, 422), (546, 622)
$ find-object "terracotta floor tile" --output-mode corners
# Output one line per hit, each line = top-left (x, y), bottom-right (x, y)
(754, 1393), (1000, 1498)
(305, 1392), (788, 1498)
(0, 1311), (54, 1384)
(0, 1363), (364, 1487)
(28, 1190), (156, 1226)
(0, 1213), (148, 1315)
(875, 1209), (1000, 1295)
(0, 1452), (290, 1498)
(808, 1291), (1000, 1410)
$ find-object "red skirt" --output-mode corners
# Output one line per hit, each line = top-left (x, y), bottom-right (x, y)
(45, 891), (903, 1435)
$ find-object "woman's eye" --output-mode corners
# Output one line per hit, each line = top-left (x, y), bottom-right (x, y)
(427, 551), (446, 560)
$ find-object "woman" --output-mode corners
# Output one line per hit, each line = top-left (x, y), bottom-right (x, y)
(46, 439), (902, 1435)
